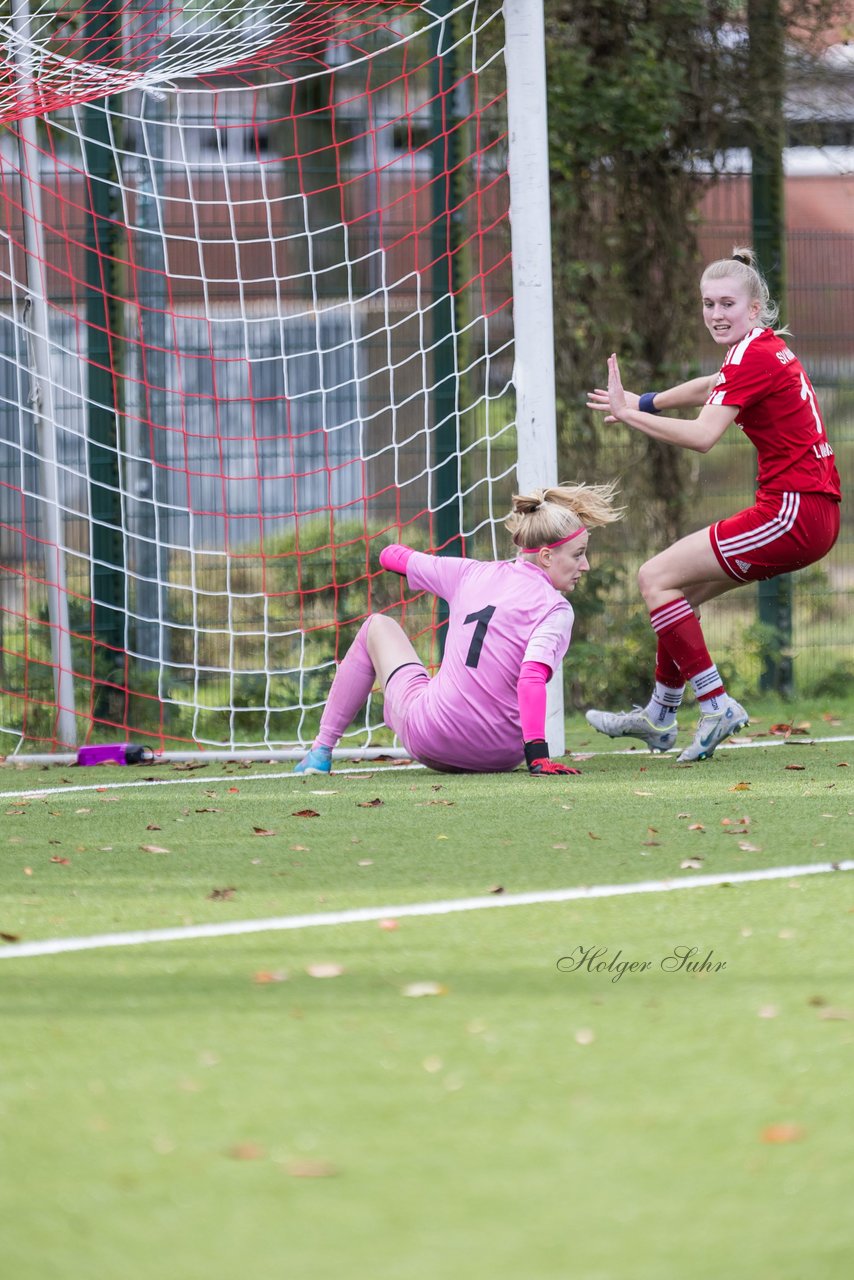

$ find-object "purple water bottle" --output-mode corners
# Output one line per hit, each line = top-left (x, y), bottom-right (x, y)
(76, 743), (152, 766)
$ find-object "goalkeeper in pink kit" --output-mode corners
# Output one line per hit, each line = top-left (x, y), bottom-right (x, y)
(295, 482), (623, 776)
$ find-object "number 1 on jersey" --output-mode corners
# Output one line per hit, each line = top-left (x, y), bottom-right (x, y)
(799, 372), (824, 435)
(463, 605), (496, 668)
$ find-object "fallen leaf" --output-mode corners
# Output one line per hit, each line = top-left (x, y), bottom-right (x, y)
(378, 919), (399, 930)
(488, 885), (505, 894)
(356, 798), (384, 808)
(207, 887), (236, 900)
(784, 764), (805, 771)
(738, 841), (762, 853)
(50, 856), (71, 865)
(634, 790), (654, 797)
(730, 782), (751, 791)
(252, 826), (277, 837)
(139, 844), (170, 854)
(1, 931), (20, 943)
(760, 1123), (805, 1144)
(146, 822), (162, 830)
(286, 1160), (338, 1178)
(309, 789), (338, 795)
(291, 809), (320, 819)
(688, 823), (705, 832)
(195, 807), (221, 813)
(587, 831), (601, 840)
(681, 857), (703, 869)
(402, 981), (447, 998)
(306, 963), (344, 979)
(253, 970), (288, 984)
(228, 1142), (265, 1161)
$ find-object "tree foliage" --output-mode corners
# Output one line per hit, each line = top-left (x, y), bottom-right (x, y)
(545, 0), (845, 543)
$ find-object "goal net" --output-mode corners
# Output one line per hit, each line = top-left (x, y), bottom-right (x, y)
(0, 0), (552, 757)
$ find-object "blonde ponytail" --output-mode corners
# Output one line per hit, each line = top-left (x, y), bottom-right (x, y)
(504, 480), (624, 550)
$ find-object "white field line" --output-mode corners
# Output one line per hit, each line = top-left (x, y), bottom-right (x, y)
(1, 734), (852, 801)
(2, 861), (852, 961)
(0, 762), (426, 800)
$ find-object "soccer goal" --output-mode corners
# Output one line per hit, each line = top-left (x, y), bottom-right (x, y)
(0, 0), (558, 760)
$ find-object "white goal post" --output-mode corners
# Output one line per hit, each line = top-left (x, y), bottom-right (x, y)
(0, 0), (561, 760)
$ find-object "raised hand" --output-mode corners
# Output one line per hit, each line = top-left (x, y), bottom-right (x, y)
(586, 354), (637, 422)
(607, 352), (629, 418)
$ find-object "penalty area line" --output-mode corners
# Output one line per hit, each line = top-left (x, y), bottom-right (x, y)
(0, 762), (425, 800)
(2, 860), (852, 961)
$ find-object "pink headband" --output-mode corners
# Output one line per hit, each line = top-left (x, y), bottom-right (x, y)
(517, 526), (587, 553)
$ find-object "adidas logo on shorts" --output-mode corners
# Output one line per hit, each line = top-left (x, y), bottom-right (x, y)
(735, 558), (752, 572)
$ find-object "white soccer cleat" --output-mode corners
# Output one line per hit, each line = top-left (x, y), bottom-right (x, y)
(585, 706), (678, 753)
(676, 696), (749, 763)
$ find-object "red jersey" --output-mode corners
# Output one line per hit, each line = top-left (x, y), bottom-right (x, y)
(706, 327), (841, 500)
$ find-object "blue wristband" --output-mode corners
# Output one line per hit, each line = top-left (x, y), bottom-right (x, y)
(638, 392), (661, 414)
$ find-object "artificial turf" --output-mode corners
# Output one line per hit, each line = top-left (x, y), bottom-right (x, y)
(1, 696), (852, 1278)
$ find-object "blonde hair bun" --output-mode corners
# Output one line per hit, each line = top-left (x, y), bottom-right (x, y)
(505, 480), (623, 550)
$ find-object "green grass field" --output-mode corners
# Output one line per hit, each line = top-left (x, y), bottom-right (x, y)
(2, 696), (853, 1279)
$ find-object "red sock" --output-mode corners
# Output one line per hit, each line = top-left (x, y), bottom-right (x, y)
(650, 598), (725, 699)
(654, 640), (684, 690)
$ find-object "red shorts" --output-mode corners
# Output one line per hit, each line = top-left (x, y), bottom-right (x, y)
(710, 490), (840, 583)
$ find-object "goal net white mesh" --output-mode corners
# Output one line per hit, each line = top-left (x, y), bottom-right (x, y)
(0, 0), (521, 754)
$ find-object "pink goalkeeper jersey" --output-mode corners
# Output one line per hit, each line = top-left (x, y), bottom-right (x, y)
(394, 552), (574, 771)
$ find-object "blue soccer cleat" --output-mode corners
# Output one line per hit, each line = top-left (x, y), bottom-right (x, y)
(294, 745), (333, 775)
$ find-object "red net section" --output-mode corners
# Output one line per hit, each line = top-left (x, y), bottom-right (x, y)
(1, 3), (424, 123)
(0, 2), (516, 752)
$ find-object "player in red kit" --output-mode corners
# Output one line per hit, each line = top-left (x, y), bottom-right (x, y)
(585, 247), (841, 762)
